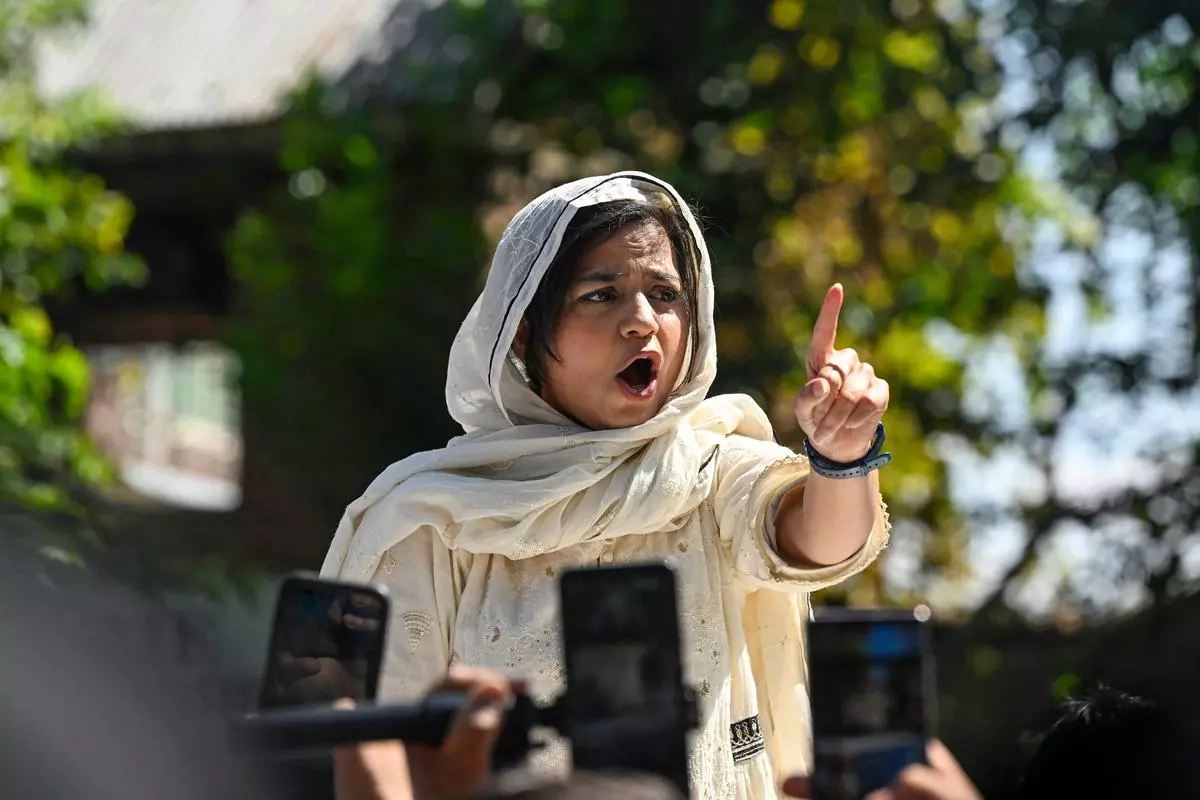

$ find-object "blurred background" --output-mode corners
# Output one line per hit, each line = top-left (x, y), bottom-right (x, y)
(4, 0), (1200, 795)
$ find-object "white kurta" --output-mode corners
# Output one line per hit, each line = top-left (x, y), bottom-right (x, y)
(368, 435), (890, 800)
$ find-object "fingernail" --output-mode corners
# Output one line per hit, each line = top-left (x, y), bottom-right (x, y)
(471, 703), (504, 731)
(468, 689), (506, 730)
(813, 381), (828, 398)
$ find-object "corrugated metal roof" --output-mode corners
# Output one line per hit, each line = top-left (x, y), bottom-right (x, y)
(35, 0), (409, 131)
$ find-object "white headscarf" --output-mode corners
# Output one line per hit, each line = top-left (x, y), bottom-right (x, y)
(322, 171), (776, 578)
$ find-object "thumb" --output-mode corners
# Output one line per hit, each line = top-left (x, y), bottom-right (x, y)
(781, 775), (811, 798)
(794, 377), (831, 431)
(801, 376), (830, 403)
(927, 738), (964, 773)
(440, 684), (508, 781)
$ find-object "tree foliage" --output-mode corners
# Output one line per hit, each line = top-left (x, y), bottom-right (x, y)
(230, 0), (1045, 602)
(228, 88), (494, 544)
(0, 0), (143, 564)
(956, 1), (1200, 620)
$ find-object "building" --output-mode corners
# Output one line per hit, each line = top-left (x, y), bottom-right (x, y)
(37, 0), (420, 568)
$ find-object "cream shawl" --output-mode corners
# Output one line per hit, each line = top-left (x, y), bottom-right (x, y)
(322, 171), (822, 781)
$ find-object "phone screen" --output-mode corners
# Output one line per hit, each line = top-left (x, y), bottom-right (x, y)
(257, 577), (389, 711)
(559, 564), (691, 794)
(809, 609), (934, 800)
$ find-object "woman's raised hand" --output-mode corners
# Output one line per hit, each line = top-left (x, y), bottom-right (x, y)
(793, 284), (890, 464)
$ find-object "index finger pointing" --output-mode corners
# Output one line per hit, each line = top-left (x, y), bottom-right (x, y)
(808, 283), (844, 368)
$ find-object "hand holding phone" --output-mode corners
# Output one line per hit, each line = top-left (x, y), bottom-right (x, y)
(809, 607), (936, 800)
(783, 740), (980, 800)
(333, 666), (518, 800)
(254, 565), (696, 794)
(258, 576), (390, 711)
(559, 563), (695, 795)
(862, 739), (981, 800)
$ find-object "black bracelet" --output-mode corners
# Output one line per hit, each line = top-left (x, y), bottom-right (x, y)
(803, 422), (893, 479)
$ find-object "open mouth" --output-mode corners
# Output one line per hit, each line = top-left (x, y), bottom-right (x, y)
(617, 357), (659, 399)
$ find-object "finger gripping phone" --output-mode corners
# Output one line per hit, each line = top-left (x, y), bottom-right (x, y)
(257, 574), (390, 711)
(558, 563), (695, 795)
(809, 606), (936, 800)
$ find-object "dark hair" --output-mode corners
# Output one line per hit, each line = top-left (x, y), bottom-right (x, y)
(1019, 687), (1200, 800)
(519, 198), (702, 395)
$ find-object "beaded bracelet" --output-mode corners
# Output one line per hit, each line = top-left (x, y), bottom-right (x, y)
(803, 422), (893, 479)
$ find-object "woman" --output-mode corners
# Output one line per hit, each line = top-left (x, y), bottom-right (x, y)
(322, 172), (891, 799)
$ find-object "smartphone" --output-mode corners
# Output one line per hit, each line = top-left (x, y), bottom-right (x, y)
(559, 563), (693, 795)
(809, 606), (936, 800)
(257, 574), (390, 711)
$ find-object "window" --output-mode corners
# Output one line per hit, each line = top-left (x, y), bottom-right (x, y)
(85, 342), (242, 511)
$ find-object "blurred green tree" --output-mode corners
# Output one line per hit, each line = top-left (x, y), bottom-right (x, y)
(230, 0), (1049, 605)
(228, 89), (495, 556)
(0, 0), (144, 566)
(959, 2), (1200, 620)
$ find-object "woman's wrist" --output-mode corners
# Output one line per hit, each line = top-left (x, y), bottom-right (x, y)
(777, 470), (879, 566)
(803, 422), (892, 479)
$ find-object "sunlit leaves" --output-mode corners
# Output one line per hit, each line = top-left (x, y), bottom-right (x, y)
(748, 45), (786, 87)
(883, 29), (944, 73)
(224, 0), (1030, 605)
(798, 35), (842, 70)
(769, 0), (805, 31)
(702, 0), (1021, 604)
(0, 1), (140, 550)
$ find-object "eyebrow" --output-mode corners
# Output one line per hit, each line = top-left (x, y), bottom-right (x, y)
(574, 269), (682, 286)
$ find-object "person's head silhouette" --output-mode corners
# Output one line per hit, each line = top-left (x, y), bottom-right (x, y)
(1020, 687), (1200, 800)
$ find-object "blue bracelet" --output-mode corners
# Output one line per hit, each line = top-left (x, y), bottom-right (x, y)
(803, 422), (893, 479)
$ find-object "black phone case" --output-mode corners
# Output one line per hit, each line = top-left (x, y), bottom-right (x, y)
(808, 606), (937, 800)
(256, 573), (390, 712)
(557, 562), (693, 795)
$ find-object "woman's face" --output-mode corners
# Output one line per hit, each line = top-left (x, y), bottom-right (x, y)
(532, 219), (690, 430)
